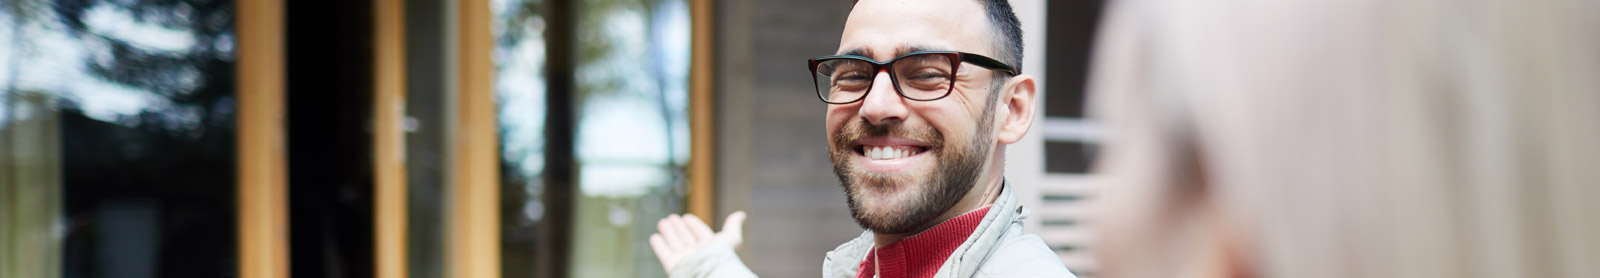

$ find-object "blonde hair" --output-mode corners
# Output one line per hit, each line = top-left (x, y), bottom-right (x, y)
(1088, 0), (1600, 277)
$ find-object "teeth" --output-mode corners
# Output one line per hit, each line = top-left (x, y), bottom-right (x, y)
(866, 146), (917, 160)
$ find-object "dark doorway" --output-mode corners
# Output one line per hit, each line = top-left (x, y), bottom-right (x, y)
(287, 0), (375, 277)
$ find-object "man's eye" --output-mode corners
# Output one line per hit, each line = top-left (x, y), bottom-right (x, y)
(912, 72), (949, 80)
(833, 72), (873, 88)
(899, 68), (951, 90)
(907, 69), (950, 81)
(837, 72), (872, 81)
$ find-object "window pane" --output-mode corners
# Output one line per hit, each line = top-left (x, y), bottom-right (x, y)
(491, 0), (692, 276)
(570, 0), (691, 276)
(491, 0), (550, 276)
(405, 0), (452, 277)
(1, 0), (238, 277)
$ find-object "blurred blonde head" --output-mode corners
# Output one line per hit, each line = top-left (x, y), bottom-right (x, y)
(1088, 0), (1600, 277)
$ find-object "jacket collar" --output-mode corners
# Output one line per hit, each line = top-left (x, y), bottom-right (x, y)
(823, 180), (1026, 278)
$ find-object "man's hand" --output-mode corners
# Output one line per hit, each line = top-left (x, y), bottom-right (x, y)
(649, 211), (747, 272)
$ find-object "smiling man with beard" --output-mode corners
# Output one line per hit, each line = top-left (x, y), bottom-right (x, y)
(648, 0), (1073, 277)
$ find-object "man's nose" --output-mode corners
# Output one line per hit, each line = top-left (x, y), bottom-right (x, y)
(857, 70), (908, 125)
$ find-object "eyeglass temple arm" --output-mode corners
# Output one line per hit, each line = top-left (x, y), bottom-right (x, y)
(960, 54), (1019, 75)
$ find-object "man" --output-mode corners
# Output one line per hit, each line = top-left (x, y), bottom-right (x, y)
(648, 0), (1074, 277)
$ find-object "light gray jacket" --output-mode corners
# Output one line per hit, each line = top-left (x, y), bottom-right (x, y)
(669, 182), (1075, 278)
(822, 182), (1076, 278)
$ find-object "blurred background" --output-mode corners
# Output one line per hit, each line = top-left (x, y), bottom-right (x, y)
(0, 0), (1108, 277)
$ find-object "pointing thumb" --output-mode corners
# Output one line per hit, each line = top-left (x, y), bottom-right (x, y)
(718, 211), (747, 248)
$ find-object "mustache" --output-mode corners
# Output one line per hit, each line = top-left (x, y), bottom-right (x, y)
(831, 120), (945, 150)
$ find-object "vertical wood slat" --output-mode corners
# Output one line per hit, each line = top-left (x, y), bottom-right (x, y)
(373, 0), (408, 277)
(687, 0), (716, 225)
(450, 0), (500, 276)
(236, 0), (289, 277)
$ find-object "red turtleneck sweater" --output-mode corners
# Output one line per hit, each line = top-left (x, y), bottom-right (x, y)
(856, 206), (992, 278)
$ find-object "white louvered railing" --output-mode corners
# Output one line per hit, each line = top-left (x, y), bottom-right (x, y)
(1038, 117), (1104, 276)
(1040, 173), (1099, 275)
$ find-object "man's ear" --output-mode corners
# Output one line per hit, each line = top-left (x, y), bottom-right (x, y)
(996, 74), (1037, 144)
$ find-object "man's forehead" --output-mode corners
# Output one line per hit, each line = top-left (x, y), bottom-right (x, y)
(836, 0), (990, 60)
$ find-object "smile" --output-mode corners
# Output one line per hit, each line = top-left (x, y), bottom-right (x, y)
(849, 137), (934, 172)
(857, 145), (927, 160)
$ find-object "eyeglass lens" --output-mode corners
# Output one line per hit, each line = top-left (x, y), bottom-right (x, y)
(814, 54), (955, 103)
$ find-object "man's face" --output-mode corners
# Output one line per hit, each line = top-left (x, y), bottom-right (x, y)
(828, 0), (1002, 234)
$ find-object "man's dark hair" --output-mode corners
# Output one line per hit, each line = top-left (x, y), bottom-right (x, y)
(982, 0), (1025, 75)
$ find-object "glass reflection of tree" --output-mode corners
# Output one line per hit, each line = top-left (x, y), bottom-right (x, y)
(7, 0), (238, 276)
(53, 0), (237, 120)
(494, 1), (549, 277)
(576, 0), (691, 194)
(574, 0), (692, 277)
(495, 0), (686, 180)
(494, 0), (689, 277)
(498, 0), (684, 171)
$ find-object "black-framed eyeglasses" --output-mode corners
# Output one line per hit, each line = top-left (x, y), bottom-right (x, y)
(808, 51), (1017, 104)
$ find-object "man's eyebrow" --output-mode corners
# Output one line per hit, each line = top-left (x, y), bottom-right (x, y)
(900, 45), (937, 55)
(839, 47), (872, 57)
(837, 45), (943, 59)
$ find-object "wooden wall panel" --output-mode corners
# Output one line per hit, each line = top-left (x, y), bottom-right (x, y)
(688, 0), (716, 224)
(448, 0), (500, 276)
(374, 0), (409, 277)
(236, 0), (289, 277)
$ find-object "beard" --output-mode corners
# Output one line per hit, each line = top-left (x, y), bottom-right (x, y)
(829, 92), (998, 234)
